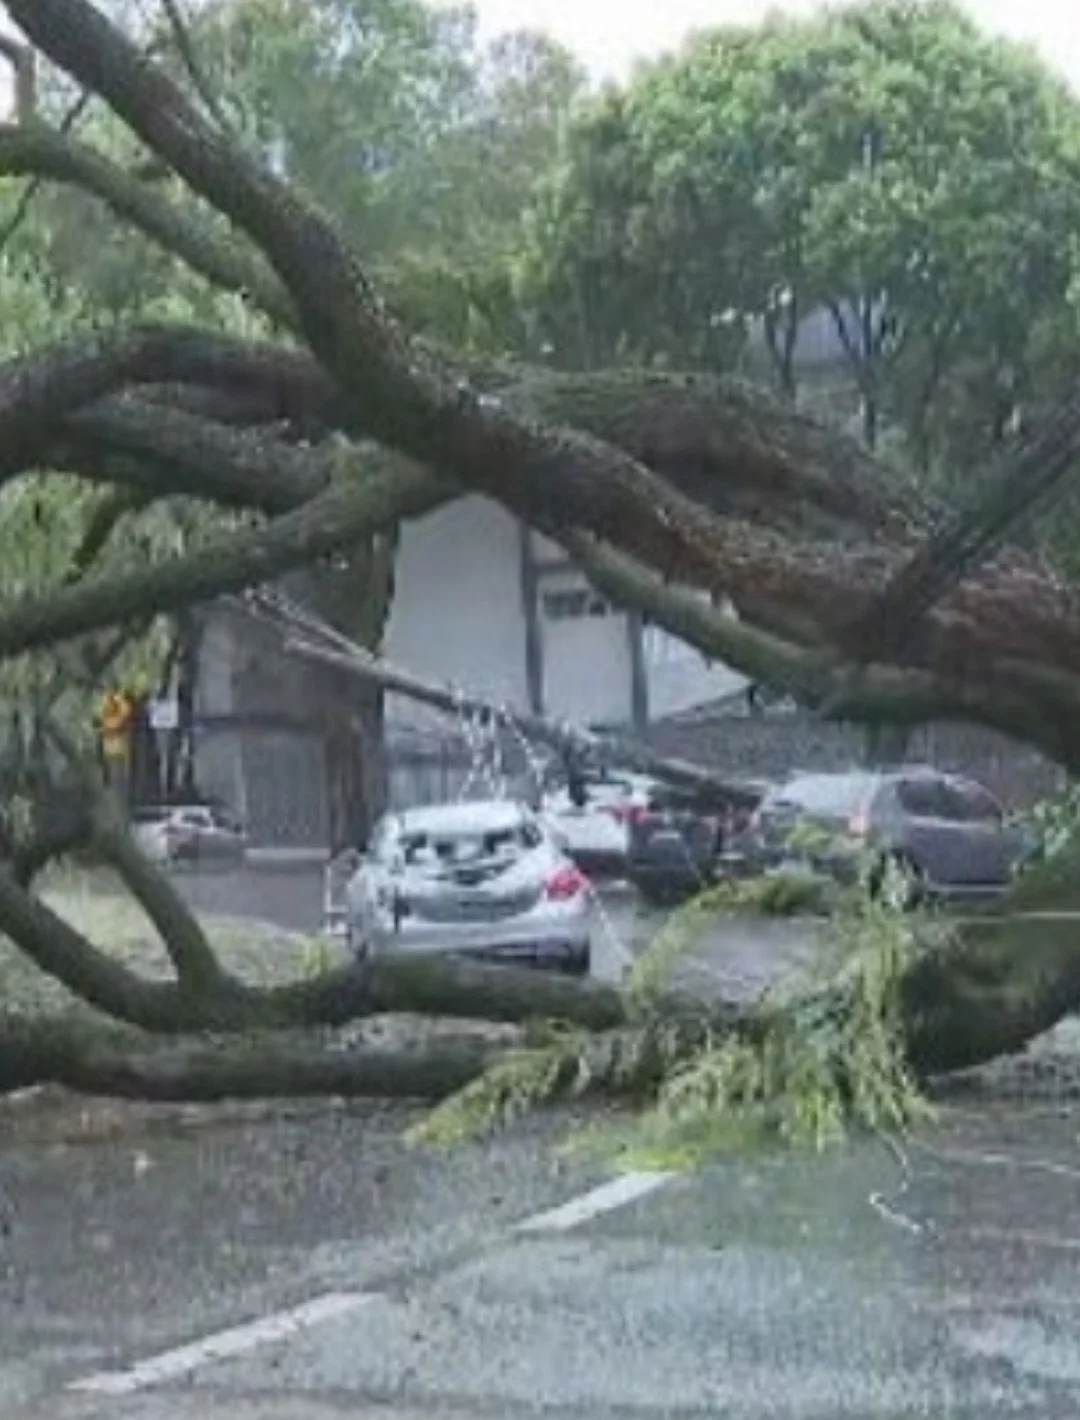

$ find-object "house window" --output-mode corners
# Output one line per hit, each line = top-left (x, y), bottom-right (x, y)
(542, 588), (611, 621)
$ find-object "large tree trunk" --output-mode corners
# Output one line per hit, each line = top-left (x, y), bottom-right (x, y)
(4, 0), (1080, 1121)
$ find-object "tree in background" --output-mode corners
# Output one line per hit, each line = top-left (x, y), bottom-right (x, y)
(9, 0), (585, 845)
(519, 0), (1080, 473)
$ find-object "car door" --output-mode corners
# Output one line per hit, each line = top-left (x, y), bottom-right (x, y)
(197, 808), (229, 859)
(190, 807), (221, 858)
(171, 808), (207, 858)
(939, 776), (1013, 885)
(895, 775), (1008, 886)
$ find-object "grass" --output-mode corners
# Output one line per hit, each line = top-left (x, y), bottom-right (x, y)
(0, 865), (343, 1023)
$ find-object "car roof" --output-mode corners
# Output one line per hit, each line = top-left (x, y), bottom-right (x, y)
(394, 799), (532, 836)
(776, 770), (879, 791)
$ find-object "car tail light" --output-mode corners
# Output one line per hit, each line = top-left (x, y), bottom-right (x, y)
(608, 802), (644, 824)
(544, 863), (589, 900)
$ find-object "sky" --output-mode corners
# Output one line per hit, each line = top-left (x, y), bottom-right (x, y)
(0, 0), (1076, 111)
(467, 0), (1080, 88)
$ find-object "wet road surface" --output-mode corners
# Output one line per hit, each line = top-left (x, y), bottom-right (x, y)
(12, 1097), (1080, 1420)
(5, 869), (1080, 1418)
(169, 861), (817, 991)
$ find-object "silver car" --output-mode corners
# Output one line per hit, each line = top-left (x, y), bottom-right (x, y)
(747, 766), (1028, 903)
(540, 768), (659, 878)
(344, 799), (592, 974)
(132, 802), (248, 865)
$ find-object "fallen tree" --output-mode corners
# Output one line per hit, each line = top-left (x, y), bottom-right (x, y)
(0, 0), (1076, 1132)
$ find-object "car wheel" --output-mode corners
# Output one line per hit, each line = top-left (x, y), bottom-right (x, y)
(634, 879), (685, 910)
(564, 943), (591, 977)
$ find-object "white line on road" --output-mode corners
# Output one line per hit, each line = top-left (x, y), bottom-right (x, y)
(68, 1291), (374, 1396)
(68, 1171), (674, 1396)
(514, 1170), (675, 1233)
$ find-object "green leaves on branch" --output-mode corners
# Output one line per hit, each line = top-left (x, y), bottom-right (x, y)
(421, 863), (931, 1165)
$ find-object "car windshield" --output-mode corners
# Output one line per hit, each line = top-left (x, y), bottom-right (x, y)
(898, 776), (1001, 823)
(400, 820), (540, 867)
(765, 774), (876, 816)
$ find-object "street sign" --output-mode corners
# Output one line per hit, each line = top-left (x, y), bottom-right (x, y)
(99, 689), (132, 735)
(148, 697), (180, 732)
(101, 732), (129, 762)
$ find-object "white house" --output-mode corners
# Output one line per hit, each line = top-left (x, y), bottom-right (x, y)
(383, 494), (747, 733)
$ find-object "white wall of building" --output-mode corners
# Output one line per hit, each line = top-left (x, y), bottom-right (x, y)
(643, 625), (747, 719)
(383, 495), (529, 729)
(536, 567), (633, 726)
(385, 500), (748, 732)
(642, 588), (748, 718)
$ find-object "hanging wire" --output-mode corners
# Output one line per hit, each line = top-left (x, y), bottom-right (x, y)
(235, 587), (546, 808)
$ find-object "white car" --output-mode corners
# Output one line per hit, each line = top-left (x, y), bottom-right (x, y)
(132, 803), (248, 865)
(344, 799), (592, 975)
(540, 769), (658, 878)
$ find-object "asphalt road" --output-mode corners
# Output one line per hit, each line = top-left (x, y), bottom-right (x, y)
(5, 867), (1080, 1419)
(168, 861), (817, 993)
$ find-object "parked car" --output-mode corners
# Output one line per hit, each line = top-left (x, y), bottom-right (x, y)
(744, 767), (1028, 903)
(627, 778), (770, 906)
(132, 802), (248, 865)
(540, 766), (658, 878)
(343, 798), (592, 974)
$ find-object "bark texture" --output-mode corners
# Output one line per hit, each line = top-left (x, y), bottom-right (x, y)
(0, 0), (1075, 1109)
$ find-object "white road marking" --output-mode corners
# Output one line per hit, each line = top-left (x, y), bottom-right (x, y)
(515, 1170), (675, 1233)
(69, 1171), (675, 1395)
(68, 1291), (374, 1396)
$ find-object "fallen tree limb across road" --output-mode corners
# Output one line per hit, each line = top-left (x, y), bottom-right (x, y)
(2, 0), (1080, 1145)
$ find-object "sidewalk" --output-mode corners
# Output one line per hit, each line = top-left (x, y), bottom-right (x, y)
(244, 846), (330, 868)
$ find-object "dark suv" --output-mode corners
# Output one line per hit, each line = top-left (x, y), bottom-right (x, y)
(626, 778), (768, 906)
(746, 767), (1028, 902)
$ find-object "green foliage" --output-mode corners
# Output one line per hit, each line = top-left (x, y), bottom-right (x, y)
(407, 1022), (591, 1145)
(1002, 782), (1080, 911)
(418, 856), (931, 1163)
(0, 252), (274, 757)
(154, 0), (587, 354)
(518, 0), (1080, 474)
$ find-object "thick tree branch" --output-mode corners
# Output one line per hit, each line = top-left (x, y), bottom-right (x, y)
(45, 720), (226, 994)
(10, 0), (826, 608)
(158, 0), (237, 137)
(0, 120), (295, 326)
(0, 1013), (496, 1100)
(0, 323), (279, 480)
(59, 399), (331, 512)
(92, 820), (229, 993)
(64, 487), (147, 583)
(0, 463), (445, 662)
(15, 0), (1080, 770)
(0, 867), (192, 1029)
(844, 384), (1080, 661)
